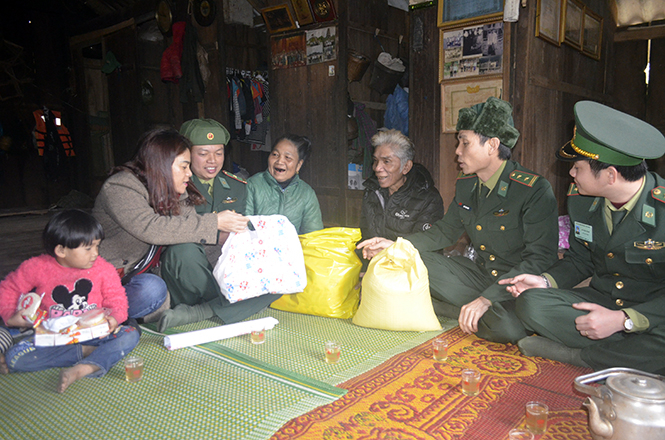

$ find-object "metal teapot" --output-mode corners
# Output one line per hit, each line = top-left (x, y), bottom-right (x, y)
(574, 368), (665, 440)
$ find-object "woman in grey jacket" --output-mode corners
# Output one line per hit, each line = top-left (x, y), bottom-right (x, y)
(94, 129), (275, 330)
(245, 134), (323, 234)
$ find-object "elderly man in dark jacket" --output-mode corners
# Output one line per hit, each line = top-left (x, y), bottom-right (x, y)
(359, 129), (444, 251)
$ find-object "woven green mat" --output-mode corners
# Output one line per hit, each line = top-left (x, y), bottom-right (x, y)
(0, 309), (455, 440)
(156, 308), (457, 386)
(0, 331), (341, 440)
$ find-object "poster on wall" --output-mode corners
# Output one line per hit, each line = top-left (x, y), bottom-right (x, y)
(271, 33), (307, 70)
(306, 26), (337, 65)
(440, 22), (502, 81)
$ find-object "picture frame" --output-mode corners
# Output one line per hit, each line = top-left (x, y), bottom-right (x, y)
(290, 0), (314, 26)
(441, 77), (504, 133)
(439, 22), (503, 82)
(270, 33), (307, 69)
(438, 0), (503, 29)
(563, 0), (584, 49)
(535, 0), (563, 46)
(261, 4), (298, 34)
(582, 8), (603, 60)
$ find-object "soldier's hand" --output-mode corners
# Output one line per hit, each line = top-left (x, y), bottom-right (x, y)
(459, 297), (492, 334)
(498, 274), (546, 297)
(573, 302), (625, 339)
(216, 210), (249, 233)
(356, 237), (394, 260)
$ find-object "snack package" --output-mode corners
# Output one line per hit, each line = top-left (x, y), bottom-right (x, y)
(35, 308), (111, 347)
(17, 292), (48, 328)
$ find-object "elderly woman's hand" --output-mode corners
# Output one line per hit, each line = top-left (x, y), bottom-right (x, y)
(216, 210), (249, 233)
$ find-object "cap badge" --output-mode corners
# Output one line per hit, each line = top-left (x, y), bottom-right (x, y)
(207, 132), (214, 140)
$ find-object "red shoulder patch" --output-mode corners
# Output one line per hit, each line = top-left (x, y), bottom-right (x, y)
(222, 170), (247, 184)
(651, 186), (665, 203)
(567, 183), (579, 196)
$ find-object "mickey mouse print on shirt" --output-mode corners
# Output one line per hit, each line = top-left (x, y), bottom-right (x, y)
(49, 278), (96, 318)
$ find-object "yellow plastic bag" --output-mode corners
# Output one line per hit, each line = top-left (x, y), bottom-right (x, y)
(352, 237), (442, 331)
(271, 227), (362, 318)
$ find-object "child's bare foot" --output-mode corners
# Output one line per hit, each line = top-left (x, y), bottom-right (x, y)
(0, 354), (9, 374)
(57, 363), (99, 393)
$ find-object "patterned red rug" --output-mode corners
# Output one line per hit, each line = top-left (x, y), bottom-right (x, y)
(272, 327), (593, 440)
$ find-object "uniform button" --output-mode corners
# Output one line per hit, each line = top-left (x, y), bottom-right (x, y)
(616, 281), (624, 289)
(213, 211), (218, 214)
(584, 241), (589, 246)
(607, 253), (614, 259)
(489, 255), (496, 261)
(614, 273), (620, 276)
(476, 225), (482, 231)
(500, 225), (505, 231)
(646, 258), (653, 264)
(616, 298), (624, 306)
(491, 270), (498, 276)
(479, 245), (486, 251)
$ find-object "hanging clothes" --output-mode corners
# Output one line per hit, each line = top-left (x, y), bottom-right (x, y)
(33, 107), (73, 182)
(179, 21), (205, 103)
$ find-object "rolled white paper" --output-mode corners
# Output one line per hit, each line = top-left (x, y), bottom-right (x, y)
(164, 317), (279, 350)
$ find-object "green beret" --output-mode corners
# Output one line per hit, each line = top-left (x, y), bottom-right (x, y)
(456, 97), (520, 149)
(557, 101), (665, 166)
(180, 119), (230, 146)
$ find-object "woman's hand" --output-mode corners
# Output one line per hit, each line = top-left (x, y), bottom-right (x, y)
(216, 211), (249, 233)
(356, 237), (394, 260)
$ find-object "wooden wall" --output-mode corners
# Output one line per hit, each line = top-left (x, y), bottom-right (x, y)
(270, 0), (408, 227)
(409, 1), (616, 213)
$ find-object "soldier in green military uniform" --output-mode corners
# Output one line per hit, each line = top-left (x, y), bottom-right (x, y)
(159, 119), (276, 331)
(358, 97), (559, 344)
(502, 101), (665, 373)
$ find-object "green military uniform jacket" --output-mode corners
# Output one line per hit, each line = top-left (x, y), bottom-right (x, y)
(407, 160), (559, 302)
(191, 170), (247, 215)
(549, 172), (665, 329)
(517, 172), (665, 373)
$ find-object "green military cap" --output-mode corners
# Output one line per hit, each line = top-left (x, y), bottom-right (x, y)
(180, 119), (230, 146)
(456, 96), (520, 149)
(557, 101), (665, 166)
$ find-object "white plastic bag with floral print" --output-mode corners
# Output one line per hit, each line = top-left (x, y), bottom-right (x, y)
(213, 215), (307, 303)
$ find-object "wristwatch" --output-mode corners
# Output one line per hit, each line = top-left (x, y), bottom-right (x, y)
(623, 311), (634, 332)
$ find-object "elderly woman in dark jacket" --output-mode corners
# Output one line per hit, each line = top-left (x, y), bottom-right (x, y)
(359, 129), (444, 244)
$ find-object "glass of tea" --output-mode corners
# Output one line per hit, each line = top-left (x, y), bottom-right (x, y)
(325, 341), (341, 364)
(461, 369), (481, 396)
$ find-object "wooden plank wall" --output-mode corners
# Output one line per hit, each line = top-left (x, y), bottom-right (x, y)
(270, 0), (408, 227)
(510, 0), (616, 214)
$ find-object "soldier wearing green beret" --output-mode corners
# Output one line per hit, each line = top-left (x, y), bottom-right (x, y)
(159, 119), (275, 331)
(502, 101), (665, 374)
(358, 97), (559, 343)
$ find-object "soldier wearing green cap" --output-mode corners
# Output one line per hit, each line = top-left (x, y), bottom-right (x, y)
(358, 97), (559, 344)
(159, 119), (276, 331)
(502, 101), (665, 374)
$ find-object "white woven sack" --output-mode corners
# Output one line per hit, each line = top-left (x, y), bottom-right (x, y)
(213, 215), (307, 303)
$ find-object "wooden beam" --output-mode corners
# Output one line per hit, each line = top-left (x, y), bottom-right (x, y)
(614, 25), (665, 42)
(529, 74), (610, 103)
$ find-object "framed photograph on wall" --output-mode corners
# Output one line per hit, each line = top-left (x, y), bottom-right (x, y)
(439, 22), (503, 82)
(563, 0), (584, 49)
(582, 9), (603, 60)
(291, 0), (315, 26)
(441, 77), (503, 132)
(261, 4), (297, 34)
(438, 0), (503, 29)
(536, 0), (563, 46)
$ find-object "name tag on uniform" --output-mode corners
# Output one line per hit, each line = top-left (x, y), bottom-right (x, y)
(574, 221), (593, 242)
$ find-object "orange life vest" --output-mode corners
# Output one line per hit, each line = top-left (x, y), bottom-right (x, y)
(33, 109), (75, 157)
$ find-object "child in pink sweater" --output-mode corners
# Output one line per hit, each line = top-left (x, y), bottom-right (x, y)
(0, 209), (139, 392)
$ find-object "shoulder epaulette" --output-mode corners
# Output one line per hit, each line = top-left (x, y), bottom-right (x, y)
(456, 171), (476, 180)
(567, 183), (579, 196)
(223, 170), (247, 184)
(651, 186), (665, 203)
(509, 170), (539, 187)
